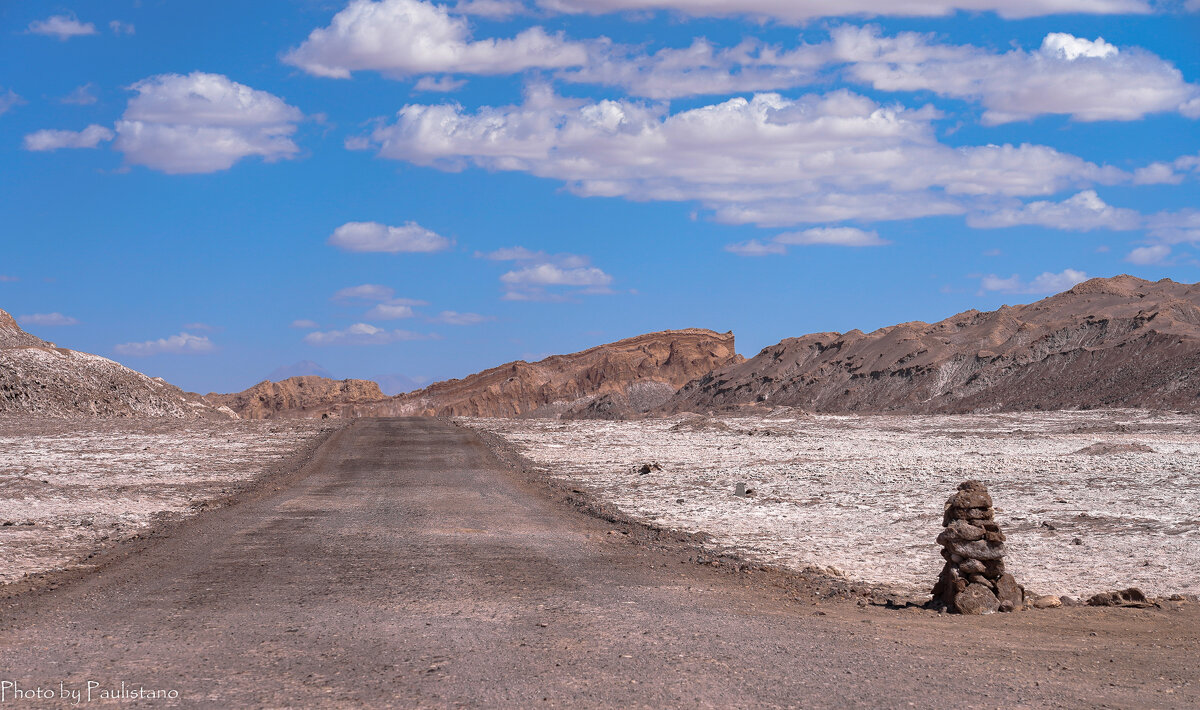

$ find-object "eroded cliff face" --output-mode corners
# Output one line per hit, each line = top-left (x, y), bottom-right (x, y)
(206, 376), (385, 420)
(664, 276), (1200, 414)
(347, 329), (742, 418)
(0, 308), (235, 419)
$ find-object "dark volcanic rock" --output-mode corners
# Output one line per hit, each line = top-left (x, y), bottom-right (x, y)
(663, 275), (1200, 414)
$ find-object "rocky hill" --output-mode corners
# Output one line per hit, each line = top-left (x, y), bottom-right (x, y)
(0, 308), (235, 418)
(347, 329), (742, 418)
(663, 276), (1200, 414)
(206, 376), (385, 420)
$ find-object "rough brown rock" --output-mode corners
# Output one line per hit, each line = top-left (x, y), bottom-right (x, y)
(663, 275), (1200, 414)
(206, 376), (385, 420)
(932, 480), (1024, 614)
(347, 329), (741, 419)
(0, 308), (234, 419)
(955, 583), (1001, 615)
(1087, 588), (1151, 607)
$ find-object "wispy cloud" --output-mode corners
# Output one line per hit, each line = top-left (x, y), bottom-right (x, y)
(114, 332), (215, 356)
(303, 323), (439, 345)
(727, 227), (887, 256)
(19, 313), (79, 326)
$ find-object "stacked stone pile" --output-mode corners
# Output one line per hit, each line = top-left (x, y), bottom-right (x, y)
(931, 480), (1025, 614)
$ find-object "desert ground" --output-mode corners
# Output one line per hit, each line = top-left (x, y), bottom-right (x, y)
(468, 409), (1200, 600)
(1, 418), (1196, 708)
(0, 416), (335, 585)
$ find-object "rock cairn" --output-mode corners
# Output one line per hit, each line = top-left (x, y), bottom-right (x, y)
(931, 480), (1025, 614)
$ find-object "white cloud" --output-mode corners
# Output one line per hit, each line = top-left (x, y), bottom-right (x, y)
(476, 246), (591, 267)
(727, 227), (886, 255)
(284, 0), (587, 79)
(60, 84), (98, 106)
(725, 239), (787, 256)
(328, 221), (453, 253)
(563, 38), (829, 99)
(303, 323), (437, 345)
(414, 76), (468, 92)
(435, 310), (493, 325)
(359, 87), (1122, 227)
(18, 313), (79, 326)
(28, 15), (97, 40)
(0, 89), (23, 115)
(1126, 245), (1171, 264)
(535, 0), (1152, 21)
(980, 268), (1089, 294)
(0, 275), (18, 283)
(775, 226), (888, 246)
(23, 125), (114, 151)
(365, 303), (417, 319)
(834, 27), (1199, 124)
(109, 20), (136, 35)
(500, 264), (613, 287)
(967, 191), (1142, 231)
(114, 332), (215, 356)
(112, 72), (303, 174)
(291, 319), (320, 328)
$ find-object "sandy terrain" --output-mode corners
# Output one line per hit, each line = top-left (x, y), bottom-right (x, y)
(469, 409), (1200, 599)
(0, 416), (334, 584)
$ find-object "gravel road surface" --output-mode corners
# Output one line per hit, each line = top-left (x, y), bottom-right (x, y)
(1, 418), (1196, 708)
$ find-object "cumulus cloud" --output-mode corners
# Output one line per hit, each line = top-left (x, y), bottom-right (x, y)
(284, 0), (587, 79)
(967, 191), (1142, 231)
(328, 221), (453, 253)
(111, 72), (303, 174)
(109, 20), (136, 35)
(291, 319), (321, 328)
(18, 313), (79, 326)
(435, 310), (493, 325)
(535, 0), (1151, 21)
(358, 86), (1123, 227)
(28, 15), (97, 40)
(1, 89), (26, 116)
(23, 125), (114, 151)
(480, 244), (613, 299)
(979, 268), (1089, 295)
(1126, 245), (1171, 264)
(563, 38), (829, 99)
(834, 27), (1199, 124)
(114, 332), (215, 356)
(303, 323), (437, 345)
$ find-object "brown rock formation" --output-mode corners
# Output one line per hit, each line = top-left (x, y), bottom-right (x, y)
(347, 329), (741, 419)
(664, 275), (1200, 414)
(206, 376), (385, 420)
(0, 308), (234, 419)
(932, 481), (1024, 614)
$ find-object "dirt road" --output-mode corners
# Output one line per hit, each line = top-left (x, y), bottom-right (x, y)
(1, 419), (1197, 707)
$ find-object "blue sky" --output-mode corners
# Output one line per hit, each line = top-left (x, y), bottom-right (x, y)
(1, 0), (1198, 393)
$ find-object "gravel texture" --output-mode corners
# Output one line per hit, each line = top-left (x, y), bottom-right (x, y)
(468, 409), (1200, 598)
(0, 416), (334, 584)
